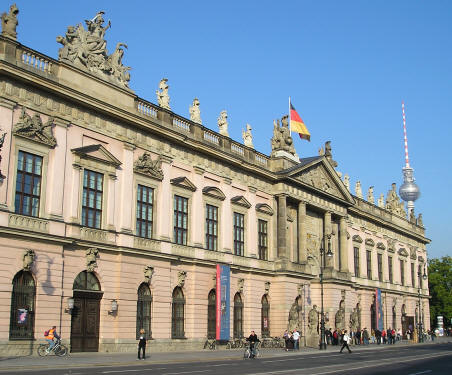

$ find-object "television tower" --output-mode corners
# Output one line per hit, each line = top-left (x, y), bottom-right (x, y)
(399, 101), (420, 215)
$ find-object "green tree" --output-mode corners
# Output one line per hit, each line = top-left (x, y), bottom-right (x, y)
(428, 256), (452, 328)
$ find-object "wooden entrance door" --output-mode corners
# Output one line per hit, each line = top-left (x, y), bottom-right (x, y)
(71, 291), (101, 352)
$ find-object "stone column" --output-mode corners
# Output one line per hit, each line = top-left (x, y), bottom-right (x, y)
(69, 164), (82, 222)
(247, 186), (258, 258)
(106, 174), (117, 230)
(157, 154), (173, 241)
(339, 216), (349, 272)
(277, 194), (287, 259)
(221, 177), (232, 253)
(324, 211), (333, 267)
(0, 98), (15, 209)
(298, 201), (307, 263)
(192, 166), (204, 247)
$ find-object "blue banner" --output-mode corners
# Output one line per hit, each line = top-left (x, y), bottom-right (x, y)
(216, 264), (230, 340)
(376, 289), (384, 331)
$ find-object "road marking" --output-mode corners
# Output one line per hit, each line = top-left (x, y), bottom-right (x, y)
(408, 371), (432, 375)
(103, 370), (152, 374)
(163, 371), (210, 375)
(262, 354), (343, 363)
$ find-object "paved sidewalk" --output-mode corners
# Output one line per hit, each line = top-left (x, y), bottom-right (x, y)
(0, 337), (449, 372)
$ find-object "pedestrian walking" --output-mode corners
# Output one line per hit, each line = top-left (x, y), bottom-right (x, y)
(339, 330), (352, 353)
(137, 329), (147, 360)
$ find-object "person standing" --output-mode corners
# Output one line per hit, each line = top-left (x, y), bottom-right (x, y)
(339, 330), (352, 353)
(137, 329), (147, 360)
(363, 327), (370, 345)
(292, 329), (300, 350)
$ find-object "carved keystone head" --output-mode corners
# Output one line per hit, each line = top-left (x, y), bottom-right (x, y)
(177, 270), (187, 287)
(22, 249), (35, 271)
(238, 278), (245, 293)
(144, 266), (154, 284)
(85, 247), (99, 272)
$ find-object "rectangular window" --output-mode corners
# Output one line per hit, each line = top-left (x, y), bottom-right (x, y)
(205, 204), (218, 251)
(353, 247), (360, 277)
(377, 253), (383, 282)
(258, 219), (268, 260)
(81, 169), (103, 228)
(15, 151), (43, 217)
(233, 212), (245, 256)
(388, 256), (393, 283)
(400, 260), (405, 286)
(173, 195), (188, 245)
(136, 185), (153, 238)
(366, 250), (372, 279)
(411, 262), (415, 288)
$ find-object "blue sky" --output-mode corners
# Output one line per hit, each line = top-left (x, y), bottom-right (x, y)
(12, 1), (452, 259)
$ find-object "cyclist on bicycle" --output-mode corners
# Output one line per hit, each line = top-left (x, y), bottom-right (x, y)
(246, 330), (259, 358)
(45, 326), (60, 353)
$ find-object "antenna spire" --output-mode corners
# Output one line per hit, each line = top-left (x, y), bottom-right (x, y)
(402, 101), (410, 168)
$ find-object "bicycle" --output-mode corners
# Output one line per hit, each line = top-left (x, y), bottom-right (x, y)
(243, 341), (261, 359)
(37, 338), (68, 357)
(203, 338), (217, 350)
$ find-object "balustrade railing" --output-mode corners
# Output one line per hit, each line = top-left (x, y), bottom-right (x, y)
(173, 117), (191, 132)
(231, 143), (245, 156)
(137, 101), (158, 118)
(255, 154), (268, 167)
(19, 48), (52, 74)
(203, 130), (220, 145)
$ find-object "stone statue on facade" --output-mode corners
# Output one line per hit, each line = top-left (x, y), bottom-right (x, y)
(308, 305), (319, 335)
(324, 141), (338, 168)
(56, 11), (131, 89)
(238, 278), (245, 293)
(144, 266), (154, 284)
(417, 213), (423, 227)
(86, 247), (99, 272)
(378, 193), (384, 208)
(355, 181), (363, 199)
(343, 174), (350, 191)
(288, 301), (299, 332)
(385, 183), (407, 217)
(134, 153), (164, 180)
(156, 78), (170, 110)
(349, 306), (359, 331)
(13, 107), (56, 147)
(242, 123), (254, 149)
(265, 281), (270, 294)
(270, 116), (297, 157)
(1, 4), (18, 40)
(22, 249), (35, 271)
(367, 186), (374, 204)
(409, 210), (416, 224)
(177, 270), (187, 287)
(335, 300), (345, 330)
(217, 110), (229, 136)
(189, 98), (202, 124)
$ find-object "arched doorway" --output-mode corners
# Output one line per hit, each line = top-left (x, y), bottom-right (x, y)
(261, 295), (270, 338)
(70, 271), (102, 352)
(207, 289), (216, 339)
(137, 283), (152, 339)
(233, 293), (243, 338)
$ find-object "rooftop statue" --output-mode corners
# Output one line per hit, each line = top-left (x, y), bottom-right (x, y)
(217, 110), (229, 136)
(385, 183), (407, 217)
(378, 193), (384, 208)
(189, 98), (202, 124)
(270, 116), (296, 157)
(1, 4), (19, 40)
(324, 141), (338, 168)
(56, 11), (131, 89)
(156, 78), (170, 110)
(367, 186), (374, 204)
(242, 123), (254, 149)
(343, 174), (350, 191)
(355, 180), (363, 199)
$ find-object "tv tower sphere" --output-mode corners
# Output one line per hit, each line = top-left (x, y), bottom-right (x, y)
(399, 167), (420, 203)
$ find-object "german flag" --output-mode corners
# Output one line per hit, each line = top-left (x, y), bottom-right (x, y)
(290, 102), (310, 141)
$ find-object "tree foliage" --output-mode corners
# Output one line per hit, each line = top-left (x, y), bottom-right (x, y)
(428, 256), (452, 327)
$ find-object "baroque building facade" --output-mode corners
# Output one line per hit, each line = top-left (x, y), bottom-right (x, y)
(0, 7), (429, 354)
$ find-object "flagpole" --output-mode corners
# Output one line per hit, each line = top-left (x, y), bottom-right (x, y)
(288, 96), (291, 133)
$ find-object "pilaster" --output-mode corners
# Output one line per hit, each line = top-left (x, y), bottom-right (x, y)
(339, 216), (349, 272)
(298, 201), (307, 263)
(277, 194), (287, 259)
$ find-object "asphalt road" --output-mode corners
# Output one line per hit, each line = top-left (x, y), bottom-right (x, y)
(3, 343), (452, 375)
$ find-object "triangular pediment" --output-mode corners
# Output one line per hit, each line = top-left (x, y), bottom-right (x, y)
(279, 157), (354, 205)
(170, 176), (197, 192)
(71, 144), (121, 167)
(202, 186), (226, 200)
(231, 195), (251, 209)
(398, 248), (409, 257)
(255, 203), (274, 216)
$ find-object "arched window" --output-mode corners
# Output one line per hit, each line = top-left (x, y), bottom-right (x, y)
(370, 303), (376, 332)
(9, 271), (36, 339)
(261, 295), (270, 338)
(137, 283), (152, 339)
(73, 271), (101, 291)
(233, 293), (243, 338)
(172, 287), (185, 339)
(207, 289), (216, 339)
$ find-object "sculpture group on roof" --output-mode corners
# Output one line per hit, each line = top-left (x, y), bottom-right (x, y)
(1, 3), (18, 40)
(56, 11), (131, 89)
(271, 115), (296, 157)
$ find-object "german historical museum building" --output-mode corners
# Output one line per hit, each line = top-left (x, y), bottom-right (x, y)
(0, 6), (430, 354)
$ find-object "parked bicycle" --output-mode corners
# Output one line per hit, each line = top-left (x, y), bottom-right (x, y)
(37, 338), (68, 357)
(203, 338), (217, 350)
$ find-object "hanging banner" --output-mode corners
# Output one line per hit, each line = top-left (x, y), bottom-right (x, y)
(216, 264), (230, 341)
(375, 289), (384, 331)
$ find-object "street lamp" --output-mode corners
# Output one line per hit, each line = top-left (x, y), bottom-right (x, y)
(319, 236), (333, 350)
(417, 265), (427, 343)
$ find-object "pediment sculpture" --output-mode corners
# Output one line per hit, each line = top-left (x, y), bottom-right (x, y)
(56, 11), (131, 89)
(13, 107), (56, 147)
(385, 183), (407, 217)
(270, 116), (296, 157)
(1, 3), (19, 40)
(134, 153), (164, 180)
(297, 165), (342, 198)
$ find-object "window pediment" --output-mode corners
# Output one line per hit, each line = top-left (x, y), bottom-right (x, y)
(72, 144), (121, 168)
(256, 203), (274, 216)
(171, 176), (196, 192)
(376, 242), (386, 250)
(202, 186), (225, 200)
(13, 107), (57, 147)
(352, 235), (363, 243)
(398, 248), (409, 257)
(365, 238), (375, 247)
(134, 153), (164, 181)
(231, 195), (251, 209)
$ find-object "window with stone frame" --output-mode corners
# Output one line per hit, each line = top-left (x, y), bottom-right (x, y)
(400, 259), (405, 286)
(411, 262), (415, 288)
(261, 294), (270, 338)
(366, 250), (372, 279)
(173, 195), (188, 245)
(388, 256), (393, 283)
(353, 247), (360, 277)
(205, 204), (218, 251)
(9, 271), (35, 339)
(233, 293), (243, 338)
(233, 212), (245, 256)
(136, 283), (152, 339)
(81, 169), (104, 228)
(207, 289), (216, 339)
(14, 151), (43, 217)
(171, 287), (185, 338)
(136, 185), (154, 239)
(377, 253), (383, 282)
(258, 219), (268, 260)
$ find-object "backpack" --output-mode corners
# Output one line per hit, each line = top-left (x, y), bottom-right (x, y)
(44, 330), (49, 337)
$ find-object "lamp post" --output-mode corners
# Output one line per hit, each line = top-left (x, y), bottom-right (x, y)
(417, 265), (427, 343)
(319, 236), (333, 350)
